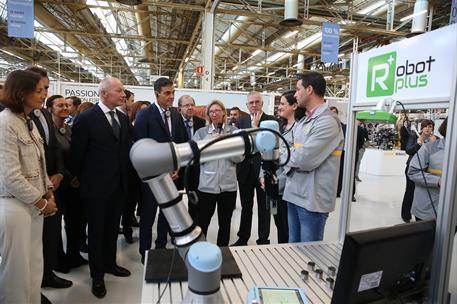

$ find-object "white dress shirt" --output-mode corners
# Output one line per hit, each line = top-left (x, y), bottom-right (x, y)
(99, 101), (120, 127)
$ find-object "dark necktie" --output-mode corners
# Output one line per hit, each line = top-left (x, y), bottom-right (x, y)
(185, 120), (192, 138)
(109, 111), (121, 140)
(163, 111), (171, 137)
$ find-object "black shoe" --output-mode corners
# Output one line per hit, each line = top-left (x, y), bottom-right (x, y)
(402, 218), (411, 223)
(231, 239), (248, 246)
(256, 239), (270, 245)
(124, 232), (134, 244)
(41, 293), (52, 304)
(68, 255), (89, 268)
(132, 216), (140, 228)
(80, 243), (88, 253)
(42, 273), (73, 289)
(140, 254), (145, 265)
(91, 279), (106, 298)
(352, 197), (357, 202)
(54, 262), (70, 274)
(105, 265), (131, 277)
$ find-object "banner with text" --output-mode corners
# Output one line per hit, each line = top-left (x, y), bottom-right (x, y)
(7, 0), (34, 39)
(321, 22), (340, 64)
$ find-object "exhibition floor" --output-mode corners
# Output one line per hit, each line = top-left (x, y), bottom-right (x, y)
(42, 173), (457, 303)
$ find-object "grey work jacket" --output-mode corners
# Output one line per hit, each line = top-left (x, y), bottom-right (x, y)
(408, 138), (444, 220)
(283, 104), (344, 213)
(193, 124), (244, 194)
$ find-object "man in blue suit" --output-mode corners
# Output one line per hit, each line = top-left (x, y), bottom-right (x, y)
(71, 78), (132, 298)
(134, 77), (188, 262)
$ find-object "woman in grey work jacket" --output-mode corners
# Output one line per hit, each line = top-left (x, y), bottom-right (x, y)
(408, 117), (447, 221)
(193, 100), (244, 246)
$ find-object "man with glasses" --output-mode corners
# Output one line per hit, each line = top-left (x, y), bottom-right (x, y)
(232, 91), (276, 246)
(134, 77), (188, 263)
(177, 95), (205, 138)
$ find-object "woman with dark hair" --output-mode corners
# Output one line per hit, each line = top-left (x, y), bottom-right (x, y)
(261, 90), (304, 243)
(408, 117), (447, 221)
(48, 95), (88, 269)
(401, 119), (437, 222)
(0, 70), (57, 303)
(130, 101), (150, 124)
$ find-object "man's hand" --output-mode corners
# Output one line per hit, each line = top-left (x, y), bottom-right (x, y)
(170, 171), (179, 180)
(50, 174), (64, 190)
(251, 112), (261, 128)
(259, 177), (265, 190)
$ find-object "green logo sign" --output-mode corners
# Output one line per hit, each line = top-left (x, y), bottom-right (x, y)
(366, 52), (396, 97)
(366, 51), (436, 97)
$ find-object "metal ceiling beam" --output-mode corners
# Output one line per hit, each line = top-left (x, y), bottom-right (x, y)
(216, 43), (321, 56)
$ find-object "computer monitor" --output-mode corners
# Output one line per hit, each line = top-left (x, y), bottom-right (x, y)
(332, 220), (435, 304)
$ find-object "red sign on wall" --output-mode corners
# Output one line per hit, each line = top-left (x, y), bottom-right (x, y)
(196, 66), (204, 76)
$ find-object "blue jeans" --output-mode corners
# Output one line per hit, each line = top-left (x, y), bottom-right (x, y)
(287, 201), (328, 242)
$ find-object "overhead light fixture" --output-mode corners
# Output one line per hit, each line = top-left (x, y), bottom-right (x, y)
(283, 30), (298, 39)
(252, 49), (263, 56)
(268, 71), (275, 76)
(232, 66), (238, 71)
(280, 0), (303, 26)
(0, 49), (24, 60)
(358, 0), (386, 15)
(184, 57), (190, 63)
(400, 9), (427, 22)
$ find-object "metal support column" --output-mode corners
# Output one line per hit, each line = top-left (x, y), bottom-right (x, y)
(177, 68), (184, 88)
(201, 10), (215, 90)
(429, 41), (457, 303)
(338, 38), (359, 242)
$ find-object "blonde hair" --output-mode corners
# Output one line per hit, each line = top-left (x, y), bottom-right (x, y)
(205, 99), (227, 124)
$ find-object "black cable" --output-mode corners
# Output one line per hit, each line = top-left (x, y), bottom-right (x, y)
(414, 152), (438, 218)
(155, 245), (177, 304)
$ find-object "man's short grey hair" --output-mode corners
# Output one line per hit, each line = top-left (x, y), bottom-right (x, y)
(178, 95), (195, 107)
(247, 91), (263, 104)
(99, 77), (119, 95)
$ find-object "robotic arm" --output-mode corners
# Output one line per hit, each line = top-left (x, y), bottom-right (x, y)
(130, 120), (283, 303)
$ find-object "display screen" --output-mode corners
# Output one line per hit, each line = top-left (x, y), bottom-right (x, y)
(259, 288), (305, 304)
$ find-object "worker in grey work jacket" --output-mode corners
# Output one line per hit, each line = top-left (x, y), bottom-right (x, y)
(408, 117), (447, 221)
(283, 72), (344, 243)
(192, 99), (244, 246)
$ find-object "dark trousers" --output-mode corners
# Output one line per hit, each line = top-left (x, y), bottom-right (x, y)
(337, 150), (358, 197)
(139, 184), (169, 257)
(401, 166), (415, 221)
(61, 186), (85, 261)
(237, 172), (270, 244)
(197, 190), (236, 247)
(122, 172), (140, 234)
(42, 192), (62, 282)
(272, 195), (289, 244)
(84, 187), (125, 280)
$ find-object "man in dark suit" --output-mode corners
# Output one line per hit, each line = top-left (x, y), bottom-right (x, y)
(134, 77), (189, 262)
(25, 67), (73, 295)
(177, 95), (206, 138)
(71, 77), (132, 298)
(232, 91), (276, 246)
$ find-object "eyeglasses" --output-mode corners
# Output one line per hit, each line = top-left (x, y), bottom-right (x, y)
(209, 109), (223, 115)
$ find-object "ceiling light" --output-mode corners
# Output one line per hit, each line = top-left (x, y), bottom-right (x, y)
(252, 49), (263, 56)
(283, 30), (298, 39)
(268, 72), (275, 76)
(184, 57), (189, 63)
(0, 49), (24, 60)
(400, 9), (427, 22)
(232, 66), (238, 71)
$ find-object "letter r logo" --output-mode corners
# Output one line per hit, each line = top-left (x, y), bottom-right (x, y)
(366, 52), (396, 97)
